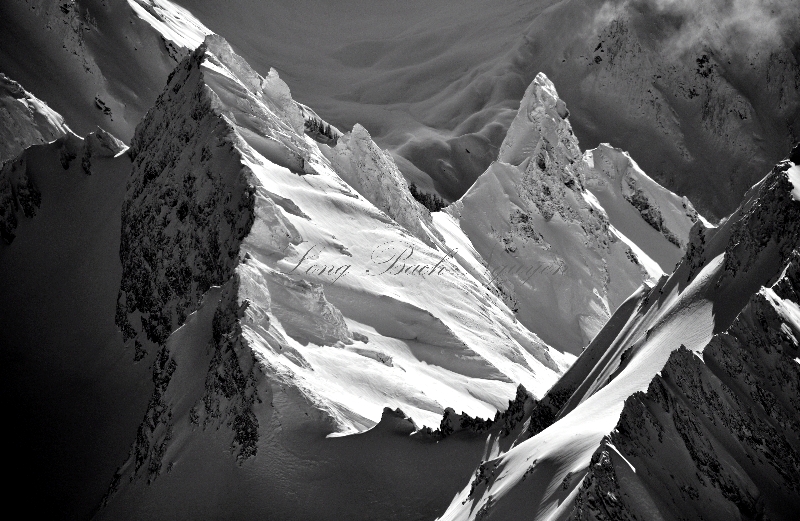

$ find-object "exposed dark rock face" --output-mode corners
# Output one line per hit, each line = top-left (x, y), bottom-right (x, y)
(721, 150), (800, 279)
(525, 384), (576, 437)
(0, 153), (40, 244)
(109, 43), (262, 493)
(623, 181), (682, 247)
(570, 253), (800, 521)
(570, 443), (638, 521)
(423, 384), (537, 440)
(115, 43), (255, 347)
(201, 276), (265, 461)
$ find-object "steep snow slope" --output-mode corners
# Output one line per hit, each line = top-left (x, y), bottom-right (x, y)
(582, 143), (708, 272)
(0, 72), (69, 164)
(438, 73), (702, 354)
(0, 0), (209, 141)
(436, 145), (800, 520)
(170, 0), (799, 218)
(113, 36), (569, 433)
(88, 36), (582, 519)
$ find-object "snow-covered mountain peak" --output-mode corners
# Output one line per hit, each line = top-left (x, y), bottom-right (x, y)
(440, 73), (659, 354)
(498, 72), (577, 168)
(100, 35), (576, 505)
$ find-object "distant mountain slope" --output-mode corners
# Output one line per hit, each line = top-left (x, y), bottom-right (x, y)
(169, 0), (800, 219)
(0, 0), (209, 142)
(5, 0), (795, 215)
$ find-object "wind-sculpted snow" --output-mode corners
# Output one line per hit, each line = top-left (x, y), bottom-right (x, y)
(101, 34), (574, 517)
(0, 73), (69, 164)
(322, 122), (444, 247)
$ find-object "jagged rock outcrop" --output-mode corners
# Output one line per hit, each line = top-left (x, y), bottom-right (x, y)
(115, 41), (256, 346)
(719, 155), (800, 281)
(420, 384), (537, 441)
(298, 102), (342, 146)
(81, 127), (126, 174)
(0, 72), (69, 164)
(571, 254), (800, 520)
(109, 42), (262, 489)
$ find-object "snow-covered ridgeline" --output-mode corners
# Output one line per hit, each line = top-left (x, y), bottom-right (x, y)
(321, 122), (444, 247)
(437, 144), (800, 521)
(0, 72), (70, 165)
(572, 251), (800, 520)
(1, 125), (124, 245)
